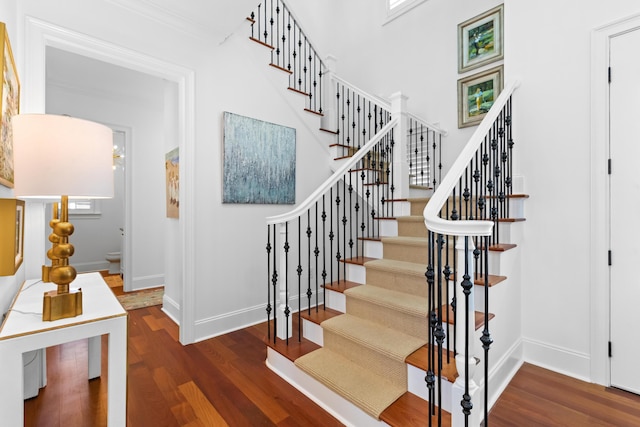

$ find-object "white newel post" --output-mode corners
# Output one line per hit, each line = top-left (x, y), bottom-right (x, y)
(276, 222), (293, 340)
(321, 55), (338, 132)
(452, 237), (481, 427)
(390, 92), (409, 199)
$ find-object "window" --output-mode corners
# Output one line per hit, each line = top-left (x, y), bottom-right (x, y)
(385, 0), (428, 24)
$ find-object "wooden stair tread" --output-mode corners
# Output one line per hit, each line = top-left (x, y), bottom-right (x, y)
(300, 305), (342, 324)
(322, 280), (362, 293)
(488, 243), (517, 251)
(475, 274), (507, 287)
(321, 128), (339, 135)
(248, 36), (274, 50)
(265, 336), (320, 362)
(441, 305), (495, 329)
(498, 217), (526, 222)
(405, 345), (458, 383)
(304, 108), (323, 116)
(269, 62), (292, 74)
(287, 86), (308, 96)
(380, 392), (451, 426)
(341, 256), (377, 266)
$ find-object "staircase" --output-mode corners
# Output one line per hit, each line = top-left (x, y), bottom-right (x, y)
(246, 1), (526, 425)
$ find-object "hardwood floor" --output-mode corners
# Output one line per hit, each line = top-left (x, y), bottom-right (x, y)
(24, 304), (342, 426)
(489, 363), (640, 426)
(23, 301), (640, 426)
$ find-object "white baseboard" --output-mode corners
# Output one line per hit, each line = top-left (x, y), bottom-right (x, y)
(131, 274), (164, 290)
(74, 261), (109, 273)
(522, 337), (590, 382)
(161, 294), (180, 326)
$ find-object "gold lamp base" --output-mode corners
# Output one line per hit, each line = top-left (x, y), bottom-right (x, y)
(43, 288), (83, 321)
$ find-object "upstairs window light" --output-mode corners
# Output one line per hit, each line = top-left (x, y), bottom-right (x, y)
(386, 0), (428, 24)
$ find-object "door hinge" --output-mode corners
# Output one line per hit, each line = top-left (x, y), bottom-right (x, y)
(608, 250), (612, 266)
(608, 158), (612, 175)
(608, 341), (612, 357)
(608, 67), (612, 83)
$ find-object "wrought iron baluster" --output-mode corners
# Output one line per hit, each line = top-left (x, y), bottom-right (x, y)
(306, 210), (312, 315)
(284, 222), (290, 345)
(266, 224), (272, 341)
(297, 217), (302, 342)
(461, 236), (473, 423)
(481, 235), (493, 427)
(272, 225), (278, 344)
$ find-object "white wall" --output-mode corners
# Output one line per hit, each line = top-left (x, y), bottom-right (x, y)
(506, 0), (640, 381)
(0, 0), (26, 318)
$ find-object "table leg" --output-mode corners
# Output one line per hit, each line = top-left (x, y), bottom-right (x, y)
(88, 335), (101, 379)
(107, 317), (127, 427)
(0, 344), (25, 426)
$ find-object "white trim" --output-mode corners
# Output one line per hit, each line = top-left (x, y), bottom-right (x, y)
(590, 12), (640, 387)
(384, 0), (429, 25)
(24, 17), (197, 344)
(523, 337), (591, 382)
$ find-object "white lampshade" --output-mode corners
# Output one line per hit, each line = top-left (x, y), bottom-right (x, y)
(12, 114), (114, 200)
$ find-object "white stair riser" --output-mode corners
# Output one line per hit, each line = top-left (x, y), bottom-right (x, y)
(363, 240), (383, 259)
(346, 263), (366, 284)
(303, 318), (324, 346)
(378, 219), (398, 237)
(407, 364), (453, 412)
(325, 289), (346, 312)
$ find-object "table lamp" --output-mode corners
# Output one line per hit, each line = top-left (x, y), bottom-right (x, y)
(12, 114), (113, 321)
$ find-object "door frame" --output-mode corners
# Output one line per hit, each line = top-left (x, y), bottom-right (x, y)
(23, 17), (197, 344)
(590, 12), (640, 386)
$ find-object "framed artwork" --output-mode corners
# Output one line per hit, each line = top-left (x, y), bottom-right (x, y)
(458, 65), (503, 128)
(223, 112), (296, 204)
(0, 23), (20, 188)
(165, 147), (179, 218)
(458, 4), (504, 73)
(0, 198), (24, 276)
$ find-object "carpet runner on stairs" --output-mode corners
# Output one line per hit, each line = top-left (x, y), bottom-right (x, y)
(295, 313), (427, 419)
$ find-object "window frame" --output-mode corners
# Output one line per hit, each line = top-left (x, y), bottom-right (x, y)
(385, 0), (428, 24)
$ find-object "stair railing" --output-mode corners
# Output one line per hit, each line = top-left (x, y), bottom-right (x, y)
(266, 118), (397, 343)
(423, 80), (519, 427)
(248, 0), (326, 115)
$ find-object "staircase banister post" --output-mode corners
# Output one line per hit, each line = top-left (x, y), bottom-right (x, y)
(452, 237), (481, 427)
(390, 92), (410, 199)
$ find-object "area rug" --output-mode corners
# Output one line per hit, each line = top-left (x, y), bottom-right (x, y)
(117, 288), (164, 310)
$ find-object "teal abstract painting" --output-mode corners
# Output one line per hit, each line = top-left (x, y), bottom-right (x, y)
(223, 112), (296, 204)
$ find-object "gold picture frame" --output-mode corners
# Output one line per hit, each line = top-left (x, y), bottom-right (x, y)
(0, 22), (20, 189)
(0, 198), (25, 276)
(458, 65), (503, 128)
(458, 4), (504, 73)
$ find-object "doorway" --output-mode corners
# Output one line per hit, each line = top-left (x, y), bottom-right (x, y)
(608, 27), (640, 395)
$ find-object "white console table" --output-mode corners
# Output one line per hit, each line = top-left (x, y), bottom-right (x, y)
(0, 272), (128, 426)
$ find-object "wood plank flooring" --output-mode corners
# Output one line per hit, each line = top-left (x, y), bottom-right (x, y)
(23, 299), (640, 426)
(24, 304), (342, 426)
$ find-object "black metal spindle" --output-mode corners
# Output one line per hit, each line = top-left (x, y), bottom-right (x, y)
(266, 224), (272, 340)
(297, 217), (302, 342)
(284, 222), (290, 345)
(461, 236), (473, 425)
(481, 235), (493, 426)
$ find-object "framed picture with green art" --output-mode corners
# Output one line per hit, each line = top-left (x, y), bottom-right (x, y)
(458, 65), (503, 128)
(458, 4), (504, 73)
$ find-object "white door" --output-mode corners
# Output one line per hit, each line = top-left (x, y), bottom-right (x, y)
(610, 27), (640, 395)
